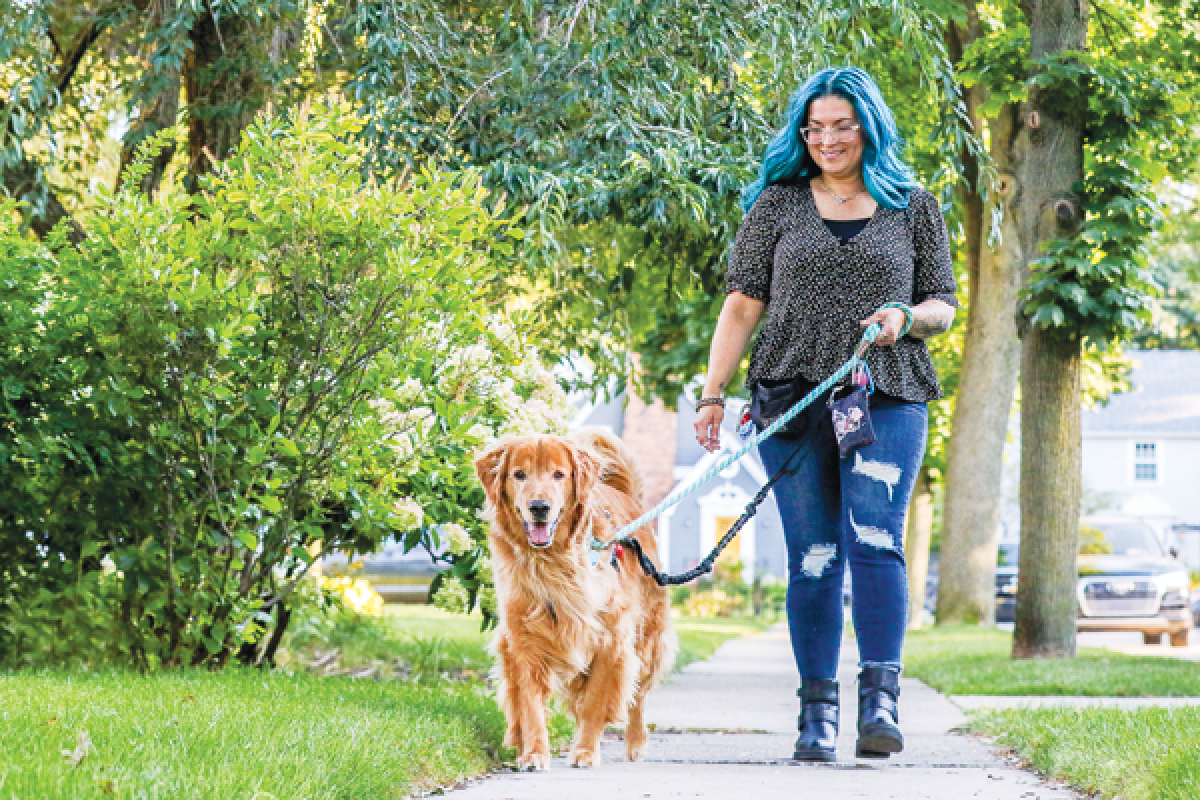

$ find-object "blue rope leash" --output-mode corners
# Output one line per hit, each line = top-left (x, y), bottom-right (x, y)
(593, 323), (881, 560)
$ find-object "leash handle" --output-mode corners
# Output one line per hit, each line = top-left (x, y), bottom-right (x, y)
(595, 323), (881, 549)
(613, 423), (819, 586)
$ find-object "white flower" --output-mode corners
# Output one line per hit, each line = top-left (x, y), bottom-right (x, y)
(475, 555), (493, 584)
(440, 523), (473, 556)
(394, 377), (424, 406)
(391, 497), (424, 530)
(369, 397), (395, 414)
(465, 422), (495, 443)
(437, 344), (494, 400)
(515, 348), (542, 382)
(455, 344), (492, 371)
(433, 577), (470, 614)
(487, 315), (517, 344)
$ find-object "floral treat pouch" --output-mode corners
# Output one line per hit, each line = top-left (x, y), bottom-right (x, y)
(828, 364), (876, 459)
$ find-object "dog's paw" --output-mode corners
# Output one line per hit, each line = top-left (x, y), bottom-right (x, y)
(568, 748), (600, 768)
(626, 742), (646, 762)
(517, 752), (550, 772)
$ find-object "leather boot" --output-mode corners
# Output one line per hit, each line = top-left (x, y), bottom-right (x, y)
(856, 666), (904, 758)
(794, 678), (838, 762)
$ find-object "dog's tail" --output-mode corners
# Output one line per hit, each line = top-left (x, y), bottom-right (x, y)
(571, 427), (644, 502)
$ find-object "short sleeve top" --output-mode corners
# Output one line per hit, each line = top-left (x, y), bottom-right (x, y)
(725, 181), (958, 402)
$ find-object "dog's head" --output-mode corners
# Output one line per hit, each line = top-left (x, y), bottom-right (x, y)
(474, 435), (598, 550)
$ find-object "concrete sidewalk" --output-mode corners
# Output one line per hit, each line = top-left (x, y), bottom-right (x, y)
(447, 626), (1079, 799)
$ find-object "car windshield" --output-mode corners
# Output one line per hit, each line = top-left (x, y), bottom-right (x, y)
(1082, 523), (1164, 557)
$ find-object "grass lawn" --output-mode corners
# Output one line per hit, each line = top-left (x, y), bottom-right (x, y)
(973, 707), (1200, 800)
(8, 606), (766, 798)
(282, 604), (493, 679)
(301, 603), (771, 677)
(673, 615), (772, 671)
(6, 669), (505, 799)
(903, 626), (1200, 696)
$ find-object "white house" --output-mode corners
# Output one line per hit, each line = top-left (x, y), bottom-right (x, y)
(1081, 349), (1200, 564)
(571, 389), (788, 582)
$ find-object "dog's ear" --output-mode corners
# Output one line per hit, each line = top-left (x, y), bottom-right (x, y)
(568, 442), (600, 502)
(474, 438), (511, 507)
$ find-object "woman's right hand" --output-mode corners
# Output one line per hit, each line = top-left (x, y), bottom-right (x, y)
(694, 404), (725, 453)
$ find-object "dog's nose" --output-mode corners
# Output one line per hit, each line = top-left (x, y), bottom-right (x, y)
(529, 499), (551, 518)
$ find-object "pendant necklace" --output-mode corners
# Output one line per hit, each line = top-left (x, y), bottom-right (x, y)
(816, 179), (865, 205)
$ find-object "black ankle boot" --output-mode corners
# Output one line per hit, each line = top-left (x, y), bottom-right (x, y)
(794, 678), (838, 762)
(856, 667), (904, 758)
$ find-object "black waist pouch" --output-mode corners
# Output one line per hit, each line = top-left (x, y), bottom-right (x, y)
(747, 377), (829, 440)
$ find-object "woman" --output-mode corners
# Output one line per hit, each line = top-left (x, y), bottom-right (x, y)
(693, 67), (957, 762)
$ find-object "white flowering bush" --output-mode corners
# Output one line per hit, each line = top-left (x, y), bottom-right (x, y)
(383, 316), (575, 624)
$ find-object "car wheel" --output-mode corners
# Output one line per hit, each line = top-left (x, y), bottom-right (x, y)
(1170, 629), (1191, 648)
(1143, 632), (1163, 645)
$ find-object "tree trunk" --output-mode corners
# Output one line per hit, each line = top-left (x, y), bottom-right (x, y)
(1014, 332), (1081, 656)
(904, 465), (934, 629)
(183, 12), (265, 192)
(936, 104), (1024, 625)
(1011, 0), (1088, 659)
(936, 7), (1026, 626)
(118, 61), (182, 196)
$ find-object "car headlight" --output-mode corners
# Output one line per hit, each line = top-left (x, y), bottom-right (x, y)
(1155, 571), (1190, 593)
(1162, 590), (1188, 609)
(1155, 571), (1190, 610)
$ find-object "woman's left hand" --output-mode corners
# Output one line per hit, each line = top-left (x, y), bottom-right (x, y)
(860, 307), (908, 346)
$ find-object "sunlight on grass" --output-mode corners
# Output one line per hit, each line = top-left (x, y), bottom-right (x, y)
(973, 707), (1200, 800)
(1, 670), (504, 799)
(904, 626), (1200, 696)
(674, 616), (771, 671)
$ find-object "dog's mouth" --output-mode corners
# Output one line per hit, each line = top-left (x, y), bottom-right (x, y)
(524, 516), (560, 549)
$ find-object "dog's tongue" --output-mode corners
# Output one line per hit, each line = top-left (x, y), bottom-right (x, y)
(528, 523), (553, 546)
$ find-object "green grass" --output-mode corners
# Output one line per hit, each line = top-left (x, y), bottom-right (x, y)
(282, 605), (493, 679)
(290, 603), (771, 677)
(674, 615), (772, 671)
(903, 626), (1200, 696)
(973, 707), (1200, 800)
(4, 606), (766, 798)
(2, 668), (505, 799)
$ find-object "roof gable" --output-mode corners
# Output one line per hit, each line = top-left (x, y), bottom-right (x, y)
(1083, 350), (1200, 434)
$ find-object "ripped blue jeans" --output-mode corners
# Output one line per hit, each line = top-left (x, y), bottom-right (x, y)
(759, 396), (927, 681)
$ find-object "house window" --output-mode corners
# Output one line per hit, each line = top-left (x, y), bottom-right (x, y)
(1134, 442), (1158, 482)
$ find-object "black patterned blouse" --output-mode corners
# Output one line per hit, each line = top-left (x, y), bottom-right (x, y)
(725, 181), (958, 403)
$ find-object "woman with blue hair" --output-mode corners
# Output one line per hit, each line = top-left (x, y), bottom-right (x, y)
(692, 67), (958, 762)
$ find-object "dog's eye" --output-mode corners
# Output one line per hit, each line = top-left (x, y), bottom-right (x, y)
(553, 470), (565, 481)
(513, 470), (526, 481)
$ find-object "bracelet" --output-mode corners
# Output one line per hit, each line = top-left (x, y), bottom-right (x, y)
(695, 395), (726, 411)
(880, 302), (914, 338)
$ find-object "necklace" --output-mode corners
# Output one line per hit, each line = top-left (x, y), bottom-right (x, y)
(815, 179), (865, 205)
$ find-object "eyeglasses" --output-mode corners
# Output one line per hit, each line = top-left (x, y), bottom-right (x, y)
(799, 124), (861, 144)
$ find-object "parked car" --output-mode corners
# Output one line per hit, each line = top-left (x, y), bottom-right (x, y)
(994, 517), (1193, 646)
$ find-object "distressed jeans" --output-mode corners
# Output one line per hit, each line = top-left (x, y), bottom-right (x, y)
(759, 396), (927, 681)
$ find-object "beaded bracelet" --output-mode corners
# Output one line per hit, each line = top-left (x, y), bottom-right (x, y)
(695, 396), (726, 411)
(879, 302), (914, 338)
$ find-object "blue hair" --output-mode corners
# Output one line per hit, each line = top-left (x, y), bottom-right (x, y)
(741, 67), (919, 212)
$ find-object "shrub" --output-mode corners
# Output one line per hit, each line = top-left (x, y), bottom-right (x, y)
(0, 102), (540, 668)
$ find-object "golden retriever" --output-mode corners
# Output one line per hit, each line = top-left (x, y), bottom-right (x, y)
(474, 428), (674, 770)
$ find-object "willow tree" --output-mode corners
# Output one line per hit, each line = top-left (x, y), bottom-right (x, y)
(0, 0), (303, 230)
(333, 0), (972, 397)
